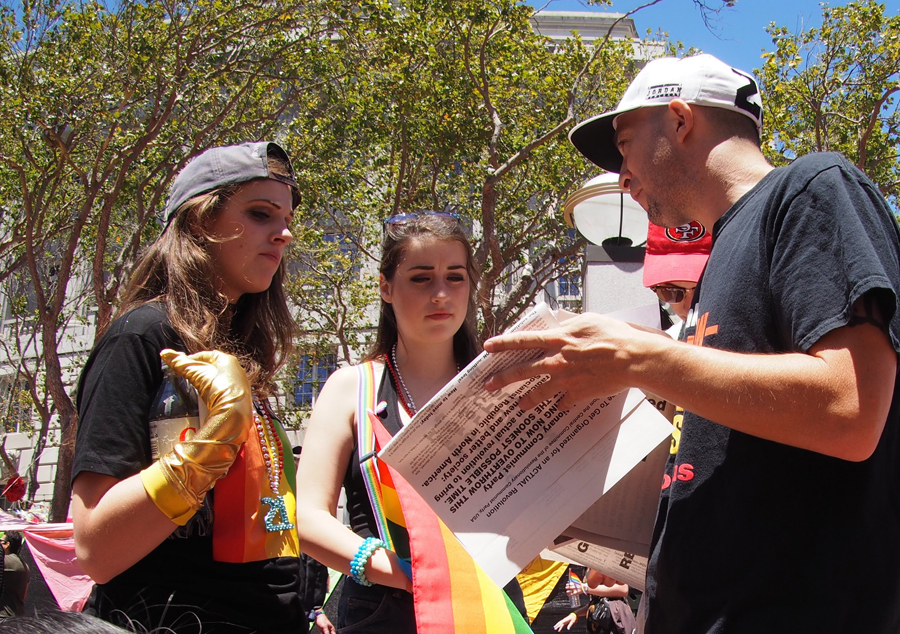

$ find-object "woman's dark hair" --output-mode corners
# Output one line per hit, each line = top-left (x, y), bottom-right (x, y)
(117, 154), (299, 394)
(364, 213), (480, 367)
(0, 611), (134, 633)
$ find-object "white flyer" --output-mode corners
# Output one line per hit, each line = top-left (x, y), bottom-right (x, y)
(378, 303), (673, 587)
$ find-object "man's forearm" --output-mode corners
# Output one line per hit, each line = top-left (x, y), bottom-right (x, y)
(486, 312), (895, 461)
(621, 322), (894, 460)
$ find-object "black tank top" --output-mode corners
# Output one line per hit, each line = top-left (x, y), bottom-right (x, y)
(342, 363), (404, 538)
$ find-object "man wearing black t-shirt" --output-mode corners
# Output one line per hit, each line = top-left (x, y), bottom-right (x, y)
(484, 54), (900, 633)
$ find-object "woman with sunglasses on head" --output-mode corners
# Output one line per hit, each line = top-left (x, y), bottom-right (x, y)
(71, 142), (306, 633)
(296, 212), (529, 633)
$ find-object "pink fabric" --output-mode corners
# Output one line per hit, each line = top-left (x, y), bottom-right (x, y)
(23, 524), (93, 612)
(0, 516), (93, 612)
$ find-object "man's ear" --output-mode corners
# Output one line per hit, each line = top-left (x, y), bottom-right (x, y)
(379, 274), (392, 303)
(667, 99), (695, 144)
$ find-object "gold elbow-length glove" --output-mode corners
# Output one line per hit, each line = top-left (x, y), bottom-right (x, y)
(140, 349), (252, 525)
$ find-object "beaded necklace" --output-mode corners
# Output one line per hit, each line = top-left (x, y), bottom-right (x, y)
(253, 397), (295, 533)
(388, 343), (418, 416)
(386, 343), (460, 418)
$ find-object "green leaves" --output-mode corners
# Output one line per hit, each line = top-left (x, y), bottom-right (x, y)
(758, 0), (900, 206)
(0, 0), (346, 515)
(287, 0), (635, 345)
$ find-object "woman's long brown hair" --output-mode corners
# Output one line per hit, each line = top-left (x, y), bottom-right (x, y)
(116, 157), (299, 394)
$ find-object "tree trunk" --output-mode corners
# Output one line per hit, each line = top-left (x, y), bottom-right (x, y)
(41, 319), (77, 523)
(49, 410), (76, 523)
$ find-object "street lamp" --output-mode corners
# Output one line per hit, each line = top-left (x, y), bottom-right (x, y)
(563, 172), (648, 253)
(563, 173), (654, 314)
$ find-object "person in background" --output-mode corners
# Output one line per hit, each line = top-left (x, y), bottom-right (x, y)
(0, 532), (30, 618)
(640, 220), (713, 423)
(642, 221), (711, 327)
(71, 142), (306, 633)
(485, 53), (900, 632)
(554, 570), (633, 634)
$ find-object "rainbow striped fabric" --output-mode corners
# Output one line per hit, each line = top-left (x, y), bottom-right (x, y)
(212, 405), (300, 563)
(357, 361), (533, 634)
(356, 362), (413, 577)
(568, 568), (582, 590)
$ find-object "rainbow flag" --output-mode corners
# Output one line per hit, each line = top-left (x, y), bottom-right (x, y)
(568, 568), (582, 589)
(212, 405), (300, 563)
(358, 362), (532, 634)
(356, 362), (412, 577)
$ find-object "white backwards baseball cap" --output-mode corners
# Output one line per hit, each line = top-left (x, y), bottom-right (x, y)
(569, 54), (764, 173)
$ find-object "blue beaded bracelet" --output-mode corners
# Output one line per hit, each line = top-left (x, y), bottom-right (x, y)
(350, 537), (387, 586)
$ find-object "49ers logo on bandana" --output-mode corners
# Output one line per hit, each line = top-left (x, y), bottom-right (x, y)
(665, 221), (707, 242)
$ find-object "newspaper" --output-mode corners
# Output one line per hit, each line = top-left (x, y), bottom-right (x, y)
(540, 440), (671, 592)
(378, 303), (673, 587)
(562, 441), (668, 557)
(544, 539), (650, 592)
(541, 308), (679, 591)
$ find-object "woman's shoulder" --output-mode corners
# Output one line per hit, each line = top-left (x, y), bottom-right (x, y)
(324, 364), (356, 387)
(324, 360), (384, 386)
(96, 302), (181, 354)
(317, 361), (388, 405)
(107, 302), (167, 331)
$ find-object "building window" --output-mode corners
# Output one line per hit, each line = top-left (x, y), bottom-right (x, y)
(294, 354), (337, 408)
(558, 273), (581, 297)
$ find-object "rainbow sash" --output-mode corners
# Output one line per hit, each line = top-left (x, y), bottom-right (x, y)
(212, 402), (299, 562)
(356, 362), (532, 634)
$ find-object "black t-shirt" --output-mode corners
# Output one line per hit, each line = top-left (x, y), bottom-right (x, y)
(74, 303), (303, 633)
(645, 153), (900, 634)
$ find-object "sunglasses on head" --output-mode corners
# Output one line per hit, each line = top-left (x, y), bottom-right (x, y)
(651, 285), (696, 304)
(381, 211), (471, 238)
(382, 211), (464, 231)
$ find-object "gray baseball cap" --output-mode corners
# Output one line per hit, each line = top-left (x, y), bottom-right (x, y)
(163, 141), (301, 224)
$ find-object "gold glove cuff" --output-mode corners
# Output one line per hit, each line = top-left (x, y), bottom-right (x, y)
(140, 461), (198, 526)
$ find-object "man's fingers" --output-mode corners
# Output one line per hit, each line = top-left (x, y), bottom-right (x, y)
(485, 353), (567, 393)
(484, 330), (555, 353)
(484, 360), (543, 392)
(556, 391), (589, 413)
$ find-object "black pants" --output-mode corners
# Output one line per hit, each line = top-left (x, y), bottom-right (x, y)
(337, 577), (417, 633)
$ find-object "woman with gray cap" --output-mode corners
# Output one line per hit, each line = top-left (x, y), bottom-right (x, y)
(71, 142), (305, 632)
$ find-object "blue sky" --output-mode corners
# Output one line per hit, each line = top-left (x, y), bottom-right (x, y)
(528, 0), (900, 76)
